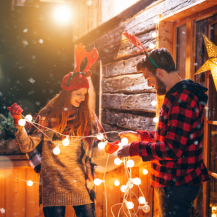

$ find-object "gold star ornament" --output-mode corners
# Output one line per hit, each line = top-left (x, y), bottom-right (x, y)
(195, 34), (217, 90)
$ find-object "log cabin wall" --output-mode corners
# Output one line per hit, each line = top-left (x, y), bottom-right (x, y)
(72, 1), (215, 217)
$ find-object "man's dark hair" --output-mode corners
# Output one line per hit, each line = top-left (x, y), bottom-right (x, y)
(137, 48), (176, 74)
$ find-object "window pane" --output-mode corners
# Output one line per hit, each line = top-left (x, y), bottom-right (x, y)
(176, 24), (187, 79)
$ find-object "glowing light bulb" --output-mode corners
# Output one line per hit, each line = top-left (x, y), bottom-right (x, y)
(62, 136), (69, 146)
(126, 160), (134, 168)
(154, 17), (159, 23)
(133, 178), (141, 185)
(114, 180), (120, 186)
(153, 117), (159, 123)
(25, 115), (32, 122)
(114, 158), (123, 165)
(149, 43), (156, 49)
(212, 214), (217, 217)
(96, 133), (104, 140)
(152, 32), (158, 38)
(94, 178), (103, 186)
(126, 201), (134, 209)
(139, 197), (146, 204)
(53, 146), (60, 155)
(27, 180), (33, 186)
(53, 5), (72, 24)
(18, 119), (26, 126)
(142, 204), (150, 213)
(121, 137), (128, 145)
(151, 100), (157, 106)
(121, 185), (127, 192)
(98, 142), (106, 150)
(143, 169), (148, 175)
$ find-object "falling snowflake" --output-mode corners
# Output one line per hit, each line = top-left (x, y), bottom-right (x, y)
(28, 78), (36, 84)
(22, 40), (28, 46)
(23, 28), (28, 33)
(182, 31), (186, 34)
(0, 208), (5, 214)
(0, 92), (3, 96)
(38, 39), (43, 44)
(87, 0), (93, 6)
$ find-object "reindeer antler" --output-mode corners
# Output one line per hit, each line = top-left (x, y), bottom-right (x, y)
(122, 31), (148, 55)
(75, 43), (87, 72)
(83, 48), (99, 73)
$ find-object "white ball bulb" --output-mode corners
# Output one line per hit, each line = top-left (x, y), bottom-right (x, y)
(94, 178), (102, 186)
(96, 133), (104, 140)
(53, 147), (60, 155)
(121, 137), (128, 145)
(153, 117), (159, 123)
(149, 43), (156, 49)
(114, 180), (120, 186)
(142, 204), (150, 213)
(114, 158), (122, 165)
(18, 119), (26, 126)
(126, 201), (134, 209)
(152, 32), (157, 38)
(120, 185), (127, 192)
(98, 142), (106, 150)
(139, 197), (146, 204)
(126, 160), (135, 168)
(133, 178), (141, 185)
(25, 115), (32, 122)
(62, 137), (69, 146)
(143, 169), (148, 175)
(151, 100), (157, 106)
(27, 180), (33, 186)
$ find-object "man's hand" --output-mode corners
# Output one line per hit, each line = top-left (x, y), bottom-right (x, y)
(117, 144), (131, 159)
(119, 131), (141, 143)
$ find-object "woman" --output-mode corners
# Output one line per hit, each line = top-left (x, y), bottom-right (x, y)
(7, 44), (107, 217)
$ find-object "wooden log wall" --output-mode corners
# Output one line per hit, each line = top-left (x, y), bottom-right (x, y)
(73, 0), (206, 216)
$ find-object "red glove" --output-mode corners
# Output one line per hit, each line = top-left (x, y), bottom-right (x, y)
(7, 103), (23, 125)
(105, 141), (119, 154)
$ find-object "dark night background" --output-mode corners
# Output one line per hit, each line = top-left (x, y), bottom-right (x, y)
(0, 0), (75, 117)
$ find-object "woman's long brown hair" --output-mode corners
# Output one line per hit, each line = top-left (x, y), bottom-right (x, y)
(38, 90), (93, 136)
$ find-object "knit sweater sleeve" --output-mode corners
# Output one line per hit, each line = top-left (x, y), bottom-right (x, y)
(14, 125), (44, 153)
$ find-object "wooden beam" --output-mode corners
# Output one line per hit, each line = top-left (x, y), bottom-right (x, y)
(102, 93), (157, 113)
(160, 0), (217, 22)
(102, 74), (155, 94)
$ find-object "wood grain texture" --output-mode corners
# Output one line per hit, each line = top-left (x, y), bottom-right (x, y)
(102, 109), (156, 131)
(102, 93), (156, 112)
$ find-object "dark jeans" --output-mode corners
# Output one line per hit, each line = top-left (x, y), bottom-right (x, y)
(155, 185), (200, 217)
(43, 203), (96, 217)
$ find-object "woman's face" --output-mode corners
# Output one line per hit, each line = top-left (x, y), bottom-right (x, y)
(70, 88), (88, 107)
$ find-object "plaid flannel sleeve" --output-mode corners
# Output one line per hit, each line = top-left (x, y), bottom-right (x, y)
(129, 99), (196, 161)
(136, 130), (155, 142)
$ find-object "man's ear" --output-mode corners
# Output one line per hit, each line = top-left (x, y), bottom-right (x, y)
(156, 69), (163, 79)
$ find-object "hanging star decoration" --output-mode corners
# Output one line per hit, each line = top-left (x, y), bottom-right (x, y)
(195, 34), (217, 90)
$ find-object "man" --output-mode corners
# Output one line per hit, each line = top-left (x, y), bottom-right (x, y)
(117, 48), (210, 217)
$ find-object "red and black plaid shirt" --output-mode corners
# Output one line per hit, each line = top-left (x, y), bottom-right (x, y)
(129, 88), (210, 187)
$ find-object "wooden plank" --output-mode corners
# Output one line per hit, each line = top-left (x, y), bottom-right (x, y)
(139, 162), (153, 217)
(102, 74), (155, 94)
(26, 168), (36, 217)
(0, 160), (29, 169)
(0, 170), (6, 217)
(102, 124), (124, 142)
(102, 93), (157, 113)
(158, 21), (173, 55)
(17, 168), (26, 217)
(102, 55), (144, 78)
(33, 170), (40, 217)
(160, 0), (217, 22)
(102, 109), (156, 131)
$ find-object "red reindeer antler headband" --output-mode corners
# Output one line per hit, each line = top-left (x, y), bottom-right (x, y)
(122, 31), (159, 68)
(61, 44), (99, 91)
